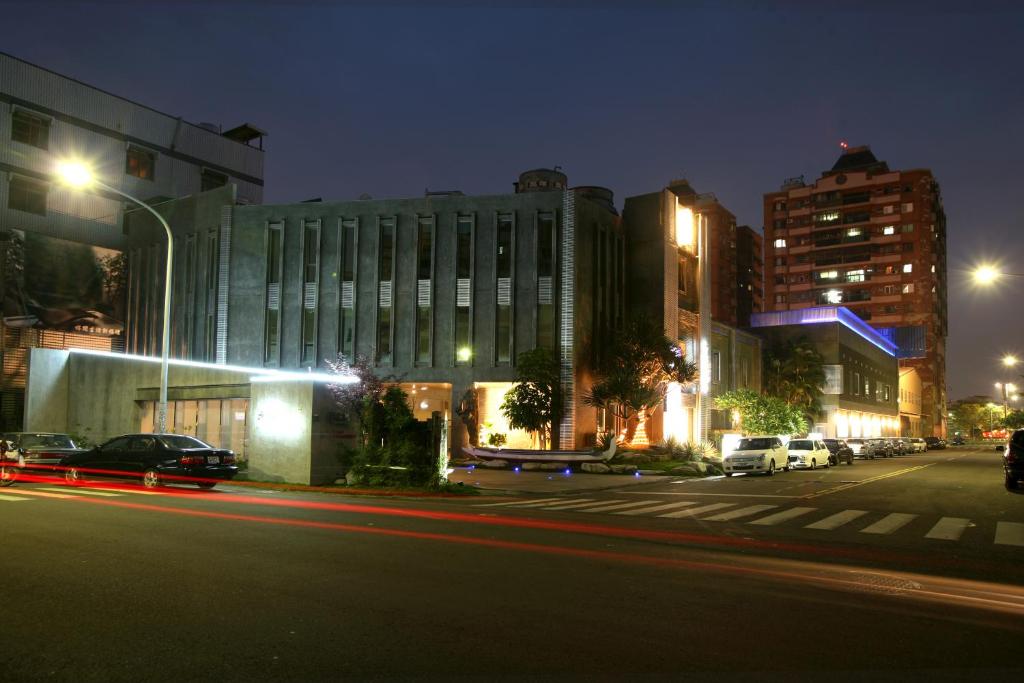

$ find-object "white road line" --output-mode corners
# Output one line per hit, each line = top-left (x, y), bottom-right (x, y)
(0, 494), (30, 502)
(658, 502), (734, 519)
(701, 505), (778, 522)
(615, 501), (699, 516)
(626, 491), (799, 498)
(4, 489), (75, 499)
(860, 513), (918, 535)
(38, 487), (121, 497)
(544, 499), (624, 511)
(925, 517), (971, 541)
(477, 497), (568, 507)
(518, 498), (599, 509)
(748, 507), (818, 526)
(576, 500), (659, 513)
(805, 510), (869, 530)
(994, 522), (1024, 547)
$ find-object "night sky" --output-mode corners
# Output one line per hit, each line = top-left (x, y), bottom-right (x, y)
(3, 1), (1023, 401)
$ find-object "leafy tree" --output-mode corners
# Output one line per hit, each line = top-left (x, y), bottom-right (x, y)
(583, 315), (698, 445)
(500, 347), (563, 449)
(949, 400), (993, 438)
(715, 389), (808, 436)
(1003, 409), (1024, 431)
(325, 354), (386, 448)
(763, 335), (826, 420)
(455, 388), (480, 447)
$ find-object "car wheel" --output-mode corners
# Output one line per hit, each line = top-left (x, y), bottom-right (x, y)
(197, 482), (217, 490)
(828, 455), (837, 467)
(725, 472), (734, 477)
(0, 466), (17, 487)
(65, 467), (82, 485)
(142, 469), (162, 489)
(1007, 475), (1020, 491)
(765, 460), (776, 477)
(846, 455), (854, 465)
(810, 459), (816, 470)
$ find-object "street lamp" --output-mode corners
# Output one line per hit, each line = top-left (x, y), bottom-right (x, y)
(1004, 355), (1020, 368)
(971, 264), (1024, 286)
(56, 161), (174, 434)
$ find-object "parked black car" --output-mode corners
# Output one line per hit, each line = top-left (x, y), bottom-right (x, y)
(61, 434), (238, 489)
(1003, 429), (1024, 490)
(0, 432), (86, 486)
(924, 436), (946, 450)
(822, 439), (854, 466)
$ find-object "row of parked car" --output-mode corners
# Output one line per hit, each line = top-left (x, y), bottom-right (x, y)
(724, 435), (947, 476)
(0, 431), (238, 489)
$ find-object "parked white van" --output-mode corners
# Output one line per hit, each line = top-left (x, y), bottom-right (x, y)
(724, 436), (789, 477)
(786, 438), (831, 470)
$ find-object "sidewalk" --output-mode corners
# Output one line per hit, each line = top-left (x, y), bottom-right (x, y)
(447, 466), (669, 495)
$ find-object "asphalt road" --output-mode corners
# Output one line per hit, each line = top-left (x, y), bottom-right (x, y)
(2, 447), (1021, 681)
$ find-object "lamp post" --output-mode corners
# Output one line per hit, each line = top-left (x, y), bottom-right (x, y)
(56, 161), (173, 433)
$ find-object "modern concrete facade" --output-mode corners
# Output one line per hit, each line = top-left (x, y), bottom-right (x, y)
(0, 51), (265, 431)
(762, 145), (947, 436)
(899, 366), (923, 437)
(124, 170), (625, 453)
(751, 306), (900, 439)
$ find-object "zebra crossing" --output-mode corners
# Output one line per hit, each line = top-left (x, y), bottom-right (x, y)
(478, 497), (1024, 547)
(0, 485), (163, 502)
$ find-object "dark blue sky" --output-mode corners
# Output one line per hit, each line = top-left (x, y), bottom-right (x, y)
(4, 1), (1023, 400)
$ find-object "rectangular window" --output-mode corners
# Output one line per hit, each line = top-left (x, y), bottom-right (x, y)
(205, 230), (218, 360)
(496, 213), (514, 364)
(823, 365), (843, 395)
(901, 202), (914, 213)
(11, 109), (49, 149)
(455, 216), (474, 364)
(264, 223), (283, 364)
(201, 168), (228, 192)
(846, 269), (865, 283)
(301, 220), (320, 364)
(883, 205), (895, 215)
(882, 225), (895, 235)
(537, 212), (556, 349)
(902, 283), (914, 294)
(416, 217), (433, 365)
(339, 219), (357, 360)
(7, 175), (47, 215)
(126, 145), (156, 181)
(903, 264), (913, 274)
(711, 351), (721, 383)
(376, 218), (395, 365)
(901, 223), (914, 233)
(773, 238), (787, 248)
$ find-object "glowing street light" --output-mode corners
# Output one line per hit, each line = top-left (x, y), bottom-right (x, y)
(1004, 355), (1020, 368)
(972, 264), (1024, 286)
(56, 160), (175, 433)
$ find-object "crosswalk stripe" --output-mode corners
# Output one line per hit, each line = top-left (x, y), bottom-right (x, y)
(3, 489), (75, 499)
(544, 499), (622, 511)
(658, 502), (734, 519)
(748, 507), (817, 526)
(994, 522), (1024, 547)
(0, 494), (30, 502)
(805, 510), (869, 530)
(701, 505), (778, 522)
(477, 497), (567, 507)
(925, 517), (971, 541)
(518, 498), (598, 509)
(615, 501), (699, 516)
(576, 500), (659, 513)
(860, 513), (917, 535)
(38, 487), (121, 497)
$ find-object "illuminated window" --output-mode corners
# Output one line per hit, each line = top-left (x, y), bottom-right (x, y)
(883, 205), (895, 215)
(902, 283), (914, 294)
(847, 228), (861, 237)
(901, 202), (914, 213)
(126, 145), (156, 181)
(819, 270), (838, 280)
(931, 265), (936, 273)
(773, 239), (787, 248)
(455, 216), (474, 364)
(903, 264), (913, 274)
(882, 226), (895, 235)
(846, 269), (865, 283)
(825, 289), (843, 304)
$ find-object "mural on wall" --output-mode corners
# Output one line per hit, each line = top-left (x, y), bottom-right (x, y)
(0, 229), (126, 336)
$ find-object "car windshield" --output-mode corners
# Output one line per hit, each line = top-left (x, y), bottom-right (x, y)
(19, 434), (76, 449)
(157, 435), (213, 450)
(736, 438), (774, 450)
(788, 440), (812, 450)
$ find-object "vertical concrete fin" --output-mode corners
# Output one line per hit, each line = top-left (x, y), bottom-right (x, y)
(559, 191), (576, 449)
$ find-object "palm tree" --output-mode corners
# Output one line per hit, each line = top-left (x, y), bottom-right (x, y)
(763, 336), (826, 423)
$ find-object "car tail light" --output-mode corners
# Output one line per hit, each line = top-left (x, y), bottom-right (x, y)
(222, 455), (235, 464)
(1008, 447), (1021, 464)
(180, 455), (204, 466)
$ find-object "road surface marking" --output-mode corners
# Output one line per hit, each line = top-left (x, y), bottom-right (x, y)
(701, 505), (778, 522)
(624, 491), (799, 498)
(748, 507), (818, 526)
(860, 513), (918, 535)
(994, 522), (1024, 547)
(544, 499), (625, 511)
(477, 497), (568, 507)
(802, 464), (936, 500)
(657, 502), (734, 519)
(517, 498), (600, 509)
(577, 500), (661, 513)
(615, 501), (700, 516)
(805, 510), (869, 530)
(924, 517), (971, 541)
(3, 489), (75, 499)
(38, 487), (121, 497)
(0, 494), (29, 502)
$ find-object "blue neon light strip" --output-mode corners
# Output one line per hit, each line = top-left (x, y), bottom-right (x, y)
(749, 306), (897, 356)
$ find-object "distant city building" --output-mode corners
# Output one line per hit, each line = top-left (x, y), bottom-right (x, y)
(735, 224), (763, 327)
(762, 145), (947, 436)
(0, 51), (266, 430)
(751, 306), (900, 439)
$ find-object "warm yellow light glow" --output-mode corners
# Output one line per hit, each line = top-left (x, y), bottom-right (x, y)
(675, 201), (695, 248)
(56, 161), (95, 189)
(663, 382), (687, 442)
(1004, 355), (1020, 367)
(996, 382), (1003, 388)
(1008, 383), (1017, 392)
(973, 265), (1001, 286)
(457, 347), (472, 362)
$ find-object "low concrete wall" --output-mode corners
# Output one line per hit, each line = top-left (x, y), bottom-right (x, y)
(24, 349), (70, 433)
